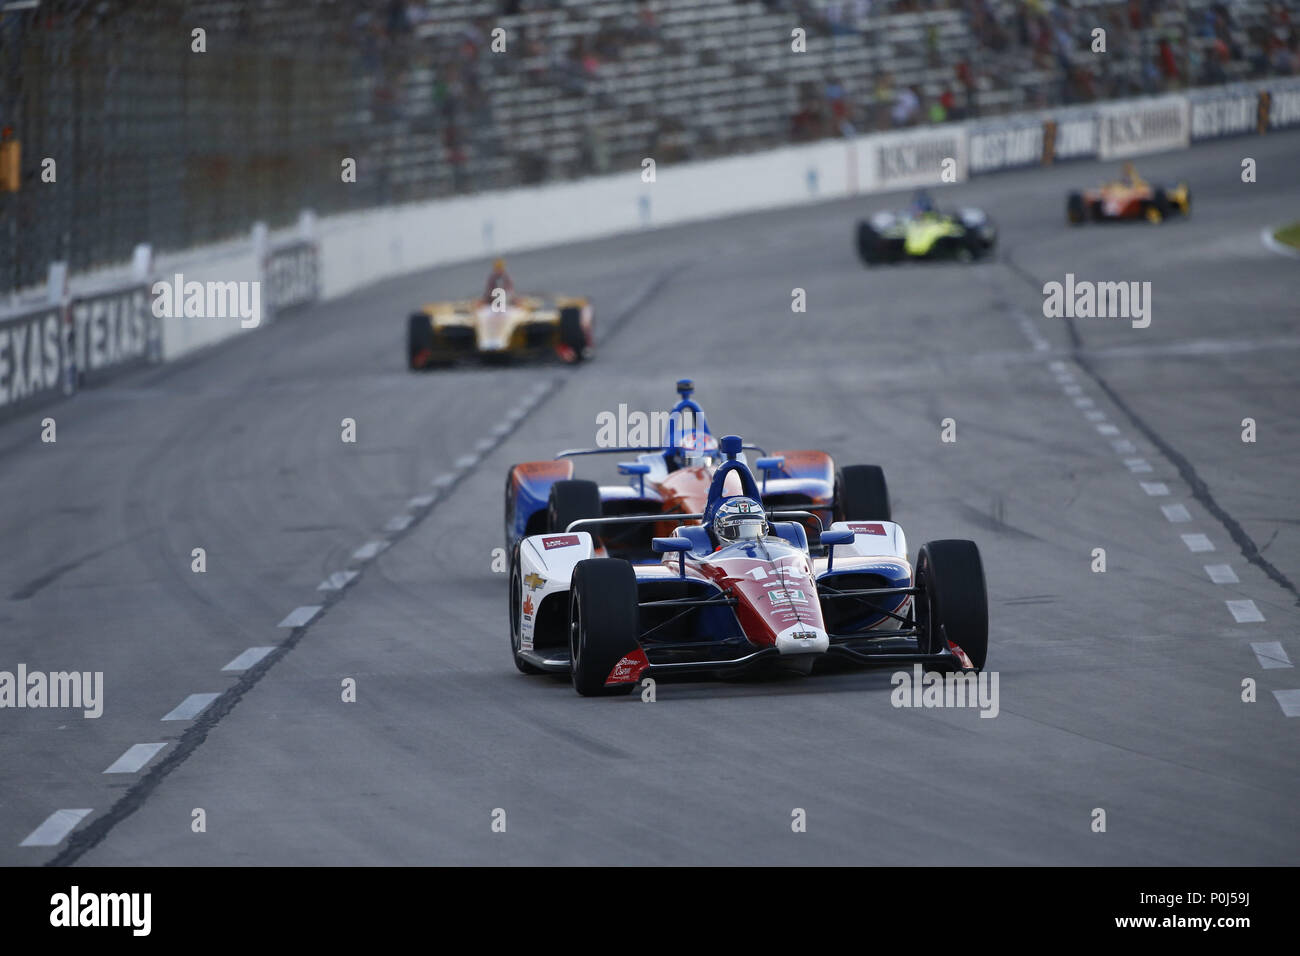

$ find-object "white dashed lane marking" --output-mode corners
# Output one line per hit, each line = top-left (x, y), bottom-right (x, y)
(222, 646), (275, 672)
(1272, 690), (1300, 717)
(1204, 564), (1239, 584)
(1181, 534), (1215, 553)
(430, 474), (455, 489)
(278, 605), (322, 628)
(1226, 599), (1265, 624)
(1063, 384), (1082, 396)
(454, 455), (478, 470)
(1085, 410), (1106, 422)
(318, 570), (357, 591)
(1111, 439), (1137, 454)
(1097, 423), (1120, 436)
(1140, 482), (1169, 496)
(104, 743), (167, 774)
(1161, 503), (1192, 523)
(352, 541), (389, 561)
(1124, 458), (1153, 473)
(384, 514), (413, 533)
(161, 693), (220, 721)
(19, 809), (93, 848)
(407, 495), (435, 510)
(1251, 641), (1293, 669)
(1073, 396), (1094, 408)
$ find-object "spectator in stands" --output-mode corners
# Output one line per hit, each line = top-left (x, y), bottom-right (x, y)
(891, 85), (920, 127)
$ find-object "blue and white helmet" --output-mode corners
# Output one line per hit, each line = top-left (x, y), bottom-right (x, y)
(713, 497), (768, 543)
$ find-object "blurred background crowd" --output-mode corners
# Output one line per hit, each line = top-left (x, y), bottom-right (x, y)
(2, 0), (1297, 292)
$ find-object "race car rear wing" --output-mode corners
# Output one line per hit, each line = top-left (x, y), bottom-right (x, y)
(554, 443), (769, 459)
(564, 510), (824, 534)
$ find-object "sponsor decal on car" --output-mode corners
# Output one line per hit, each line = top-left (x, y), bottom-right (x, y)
(542, 534), (580, 550)
(523, 571), (545, 591)
(604, 648), (650, 686)
(849, 522), (887, 535)
(768, 588), (808, 605)
(522, 595), (534, 617)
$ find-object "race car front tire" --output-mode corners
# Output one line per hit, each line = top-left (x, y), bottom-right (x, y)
(559, 307), (587, 364)
(569, 558), (641, 696)
(408, 313), (435, 369)
(547, 479), (602, 536)
(509, 543), (544, 674)
(914, 539), (988, 670)
(834, 464), (891, 522)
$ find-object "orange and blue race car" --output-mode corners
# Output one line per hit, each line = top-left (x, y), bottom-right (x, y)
(1067, 163), (1191, 224)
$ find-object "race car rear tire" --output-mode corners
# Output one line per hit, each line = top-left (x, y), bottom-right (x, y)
(547, 479), (602, 535)
(1066, 193), (1085, 225)
(856, 222), (881, 264)
(915, 539), (987, 669)
(408, 313), (435, 369)
(559, 307), (587, 363)
(569, 559), (640, 696)
(1152, 188), (1170, 222)
(834, 464), (891, 522)
(509, 543), (543, 674)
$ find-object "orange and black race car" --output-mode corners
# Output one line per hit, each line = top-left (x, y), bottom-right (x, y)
(1067, 163), (1191, 225)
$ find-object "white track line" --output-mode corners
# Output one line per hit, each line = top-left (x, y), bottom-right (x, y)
(318, 570), (357, 591)
(1073, 396), (1095, 408)
(430, 474), (455, 489)
(1140, 482), (1169, 496)
(1161, 503), (1192, 523)
(161, 693), (220, 721)
(278, 605), (322, 628)
(407, 494), (435, 510)
(104, 743), (166, 774)
(1063, 384), (1082, 396)
(1181, 533), (1214, 552)
(454, 454), (478, 470)
(1204, 564), (1239, 584)
(352, 540), (389, 561)
(223, 646), (275, 672)
(1272, 690), (1300, 717)
(1226, 599), (1265, 624)
(1251, 641), (1293, 670)
(1084, 410), (1106, 422)
(384, 514), (413, 533)
(1096, 423), (1120, 436)
(1124, 458), (1153, 473)
(1111, 439), (1137, 454)
(19, 809), (92, 847)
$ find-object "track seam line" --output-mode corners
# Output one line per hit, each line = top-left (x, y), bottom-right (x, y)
(43, 263), (683, 865)
(1003, 253), (1300, 607)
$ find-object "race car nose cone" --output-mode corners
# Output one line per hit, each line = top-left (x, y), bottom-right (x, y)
(775, 623), (829, 655)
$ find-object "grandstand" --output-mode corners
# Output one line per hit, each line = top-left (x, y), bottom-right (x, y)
(1, 0), (1296, 293)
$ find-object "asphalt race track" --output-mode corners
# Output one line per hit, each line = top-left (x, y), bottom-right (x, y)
(2, 133), (1297, 866)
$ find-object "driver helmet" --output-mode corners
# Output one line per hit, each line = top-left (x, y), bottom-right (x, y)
(678, 428), (718, 467)
(492, 258), (506, 272)
(912, 189), (935, 214)
(713, 497), (769, 544)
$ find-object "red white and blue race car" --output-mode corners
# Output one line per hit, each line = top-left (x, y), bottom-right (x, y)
(505, 395), (988, 696)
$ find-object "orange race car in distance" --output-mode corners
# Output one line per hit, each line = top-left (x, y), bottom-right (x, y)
(1067, 162), (1191, 225)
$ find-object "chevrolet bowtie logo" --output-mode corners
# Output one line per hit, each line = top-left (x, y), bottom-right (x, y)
(524, 572), (545, 591)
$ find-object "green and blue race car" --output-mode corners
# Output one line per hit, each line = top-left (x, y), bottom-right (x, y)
(856, 193), (997, 265)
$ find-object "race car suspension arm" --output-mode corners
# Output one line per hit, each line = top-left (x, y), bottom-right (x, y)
(817, 586), (918, 627)
(637, 596), (737, 643)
